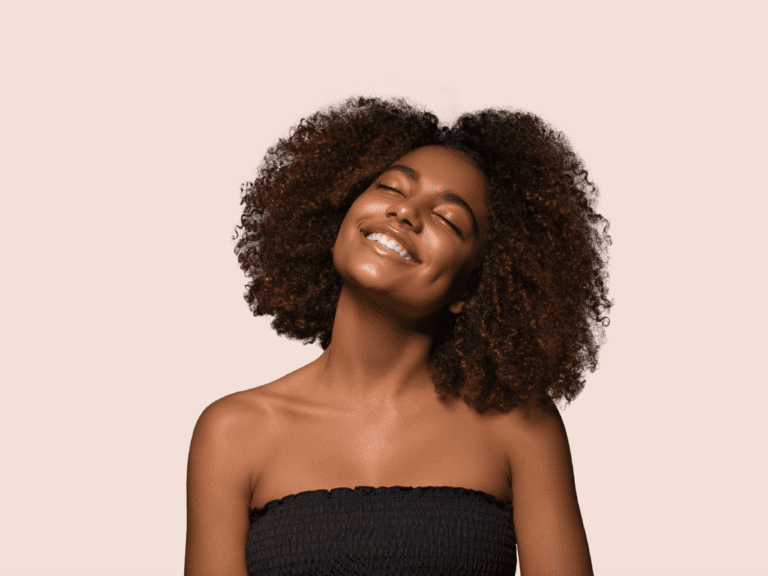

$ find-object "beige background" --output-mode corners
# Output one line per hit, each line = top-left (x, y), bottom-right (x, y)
(1, 1), (766, 575)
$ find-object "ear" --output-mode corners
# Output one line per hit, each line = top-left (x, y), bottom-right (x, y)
(448, 300), (466, 314)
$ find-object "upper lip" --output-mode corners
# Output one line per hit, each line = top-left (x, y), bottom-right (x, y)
(362, 225), (420, 262)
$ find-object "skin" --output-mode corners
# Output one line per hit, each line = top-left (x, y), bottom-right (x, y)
(185, 145), (595, 576)
(316, 145), (490, 412)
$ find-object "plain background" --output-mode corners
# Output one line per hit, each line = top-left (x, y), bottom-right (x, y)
(1, 1), (765, 575)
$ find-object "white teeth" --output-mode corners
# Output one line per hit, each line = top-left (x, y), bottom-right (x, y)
(365, 232), (412, 261)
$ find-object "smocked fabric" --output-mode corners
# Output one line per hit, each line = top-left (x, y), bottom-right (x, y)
(246, 485), (516, 575)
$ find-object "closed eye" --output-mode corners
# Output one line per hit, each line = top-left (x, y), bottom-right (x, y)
(440, 216), (460, 232)
(377, 184), (462, 235)
(377, 184), (402, 194)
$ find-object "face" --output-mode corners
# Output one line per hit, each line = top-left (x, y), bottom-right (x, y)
(332, 145), (490, 319)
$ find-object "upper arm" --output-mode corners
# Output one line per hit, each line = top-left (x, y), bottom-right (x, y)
(184, 394), (259, 576)
(506, 398), (594, 576)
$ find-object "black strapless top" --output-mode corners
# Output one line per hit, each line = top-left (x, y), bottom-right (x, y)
(246, 485), (517, 575)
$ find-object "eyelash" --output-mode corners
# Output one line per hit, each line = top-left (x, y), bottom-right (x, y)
(377, 184), (460, 233)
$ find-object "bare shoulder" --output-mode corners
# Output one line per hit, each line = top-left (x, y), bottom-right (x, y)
(499, 395), (566, 440)
(195, 388), (269, 440)
(185, 389), (274, 576)
(494, 396), (573, 485)
(193, 356), (323, 451)
(498, 397), (593, 574)
(191, 387), (278, 483)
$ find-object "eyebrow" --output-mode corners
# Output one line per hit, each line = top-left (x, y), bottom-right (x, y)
(385, 165), (478, 234)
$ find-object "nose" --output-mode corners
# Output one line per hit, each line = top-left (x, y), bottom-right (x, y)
(387, 197), (423, 233)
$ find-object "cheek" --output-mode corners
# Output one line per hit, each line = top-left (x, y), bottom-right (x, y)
(424, 228), (469, 265)
(452, 236), (470, 260)
(336, 204), (364, 238)
(358, 198), (389, 217)
(340, 197), (381, 228)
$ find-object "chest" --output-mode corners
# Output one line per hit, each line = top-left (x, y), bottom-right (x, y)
(248, 390), (512, 510)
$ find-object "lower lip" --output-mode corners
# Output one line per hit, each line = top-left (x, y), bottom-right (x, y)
(363, 234), (415, 263)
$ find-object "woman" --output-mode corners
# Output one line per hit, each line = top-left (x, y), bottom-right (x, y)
(185, 97), (612, 575)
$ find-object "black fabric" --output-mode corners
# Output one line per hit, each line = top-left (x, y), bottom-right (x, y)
(246, 485), (517, 575)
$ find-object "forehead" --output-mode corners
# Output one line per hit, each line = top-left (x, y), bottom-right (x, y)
(389, 145), (490, 219)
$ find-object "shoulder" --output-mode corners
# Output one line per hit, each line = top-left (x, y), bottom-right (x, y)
(189, 389), (274, 484)
(500, 396), (575, 495)
(193, 355), (323, 441)
(193, 389), (267, 442)
(497, 396), (594, 574)
(492, 396), (579, 518)
(493, 395), (568, 457)
(185, 390), (271, 576)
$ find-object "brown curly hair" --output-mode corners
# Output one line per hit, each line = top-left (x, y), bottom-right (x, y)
(233, 96), (613, 415)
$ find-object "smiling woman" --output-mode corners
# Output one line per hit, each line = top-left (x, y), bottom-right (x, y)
(184, 96), (613, 576)
(332, 145), (490, 320)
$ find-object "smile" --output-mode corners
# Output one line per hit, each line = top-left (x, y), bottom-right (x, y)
(364, 232), (413, 261)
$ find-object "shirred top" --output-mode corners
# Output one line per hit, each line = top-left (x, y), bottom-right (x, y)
(246, 485), (517, 576)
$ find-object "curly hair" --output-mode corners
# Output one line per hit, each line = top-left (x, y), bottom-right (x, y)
(233, 96), (613, 415)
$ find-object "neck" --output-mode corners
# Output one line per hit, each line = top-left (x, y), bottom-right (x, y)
(316, 283), (446, 409)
